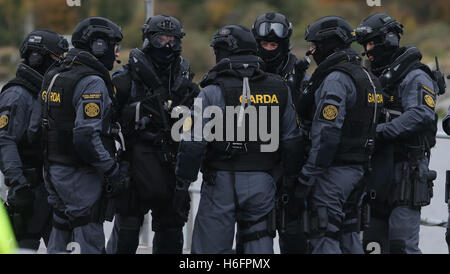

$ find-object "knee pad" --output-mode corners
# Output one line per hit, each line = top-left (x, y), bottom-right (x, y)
(389, 239), (406, 254)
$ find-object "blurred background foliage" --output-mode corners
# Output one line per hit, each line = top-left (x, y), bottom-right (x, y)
(0, 0), (449, 110)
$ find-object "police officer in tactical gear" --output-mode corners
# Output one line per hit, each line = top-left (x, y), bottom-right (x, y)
(252, 12), (310, 254)
(0, 30), (68, 250)
(106, 15), (199, 254)
(356, 13), (439, 254)
(35, 17), (124, 254)
(175, 24), (303, 254)
(298, 16), (382, 254)
(252, 12), (311, 107)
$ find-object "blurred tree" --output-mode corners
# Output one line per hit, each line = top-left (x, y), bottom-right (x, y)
(34, 0), (79, 34)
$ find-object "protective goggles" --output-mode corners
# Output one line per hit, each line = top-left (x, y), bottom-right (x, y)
(255, 22), (291, 39)
(150, 33), (181, 49)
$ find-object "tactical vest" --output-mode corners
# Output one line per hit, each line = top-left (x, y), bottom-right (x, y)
(201, 61), (289, 171)
(1, 64), (43, 169)
(42, 55), (116, 165)
(380, 47), (438, 157)
(113, 51), (197, 146)
(309, 59), (383, 165)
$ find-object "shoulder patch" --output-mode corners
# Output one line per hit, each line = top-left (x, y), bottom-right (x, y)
(319, 104), (339, 122)
(83, 102), (101, 119)
(423, 93), (435, 109)
(0, 114), (9, 130)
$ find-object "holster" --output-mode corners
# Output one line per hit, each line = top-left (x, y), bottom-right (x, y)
(302, 206), (329, 237)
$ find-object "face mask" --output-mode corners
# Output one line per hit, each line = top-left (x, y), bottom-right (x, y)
(367, 45), (396, 73)
(148, 45), (179, 65)
(214, 47), (232, 63)
(98, 45), (116, 71)
(28, 53), (57, 75)
(257, 38), (289, 69)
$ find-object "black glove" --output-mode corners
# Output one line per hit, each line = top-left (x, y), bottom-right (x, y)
(294, 174), (313, 210)
(6, 177), (34, 213)
(173, 180), (191, 224)
(105, 161), (130, 197)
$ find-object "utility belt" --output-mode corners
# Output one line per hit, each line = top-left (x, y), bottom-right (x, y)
(205, 141), (280, 172)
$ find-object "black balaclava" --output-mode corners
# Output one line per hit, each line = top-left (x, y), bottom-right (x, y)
(98, 44), (116, 71)
(148, 45), (179, 66)
(312, 37), (347, 65)
(213, 47), (233, 63)
(26, 51), (57, 75)
(257, 36), (289, 71)
(366, 37), (398, 76)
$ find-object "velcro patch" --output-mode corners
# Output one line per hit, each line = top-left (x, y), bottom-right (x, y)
(0, 114), (9, 130)
(319, 104), (339, 122)
(82, 93), (102, 100)
(83, 102), (101, 119)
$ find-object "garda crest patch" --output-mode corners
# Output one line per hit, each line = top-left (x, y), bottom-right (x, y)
(423, 94), (435, 109)
(0, 114), (9, 130)
(83, 102), (101, 119)
(320, 104), (339, 122)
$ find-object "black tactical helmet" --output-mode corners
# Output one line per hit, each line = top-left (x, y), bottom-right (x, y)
(305, 16), (355, 45)
(141, 15), (185, 65)
(20, 29), (69, 73)
(252, 12), (292, 68)
(20, 30), (69, 61)
(355, 13), (403, 48)
(355, 14), (403, 72)
(305, 16), (355, 65)
(211, 24), (257, 56)
(72, 17), (123, 54)
(252, 12), (292, 41)
(142, 14), (185, 40)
